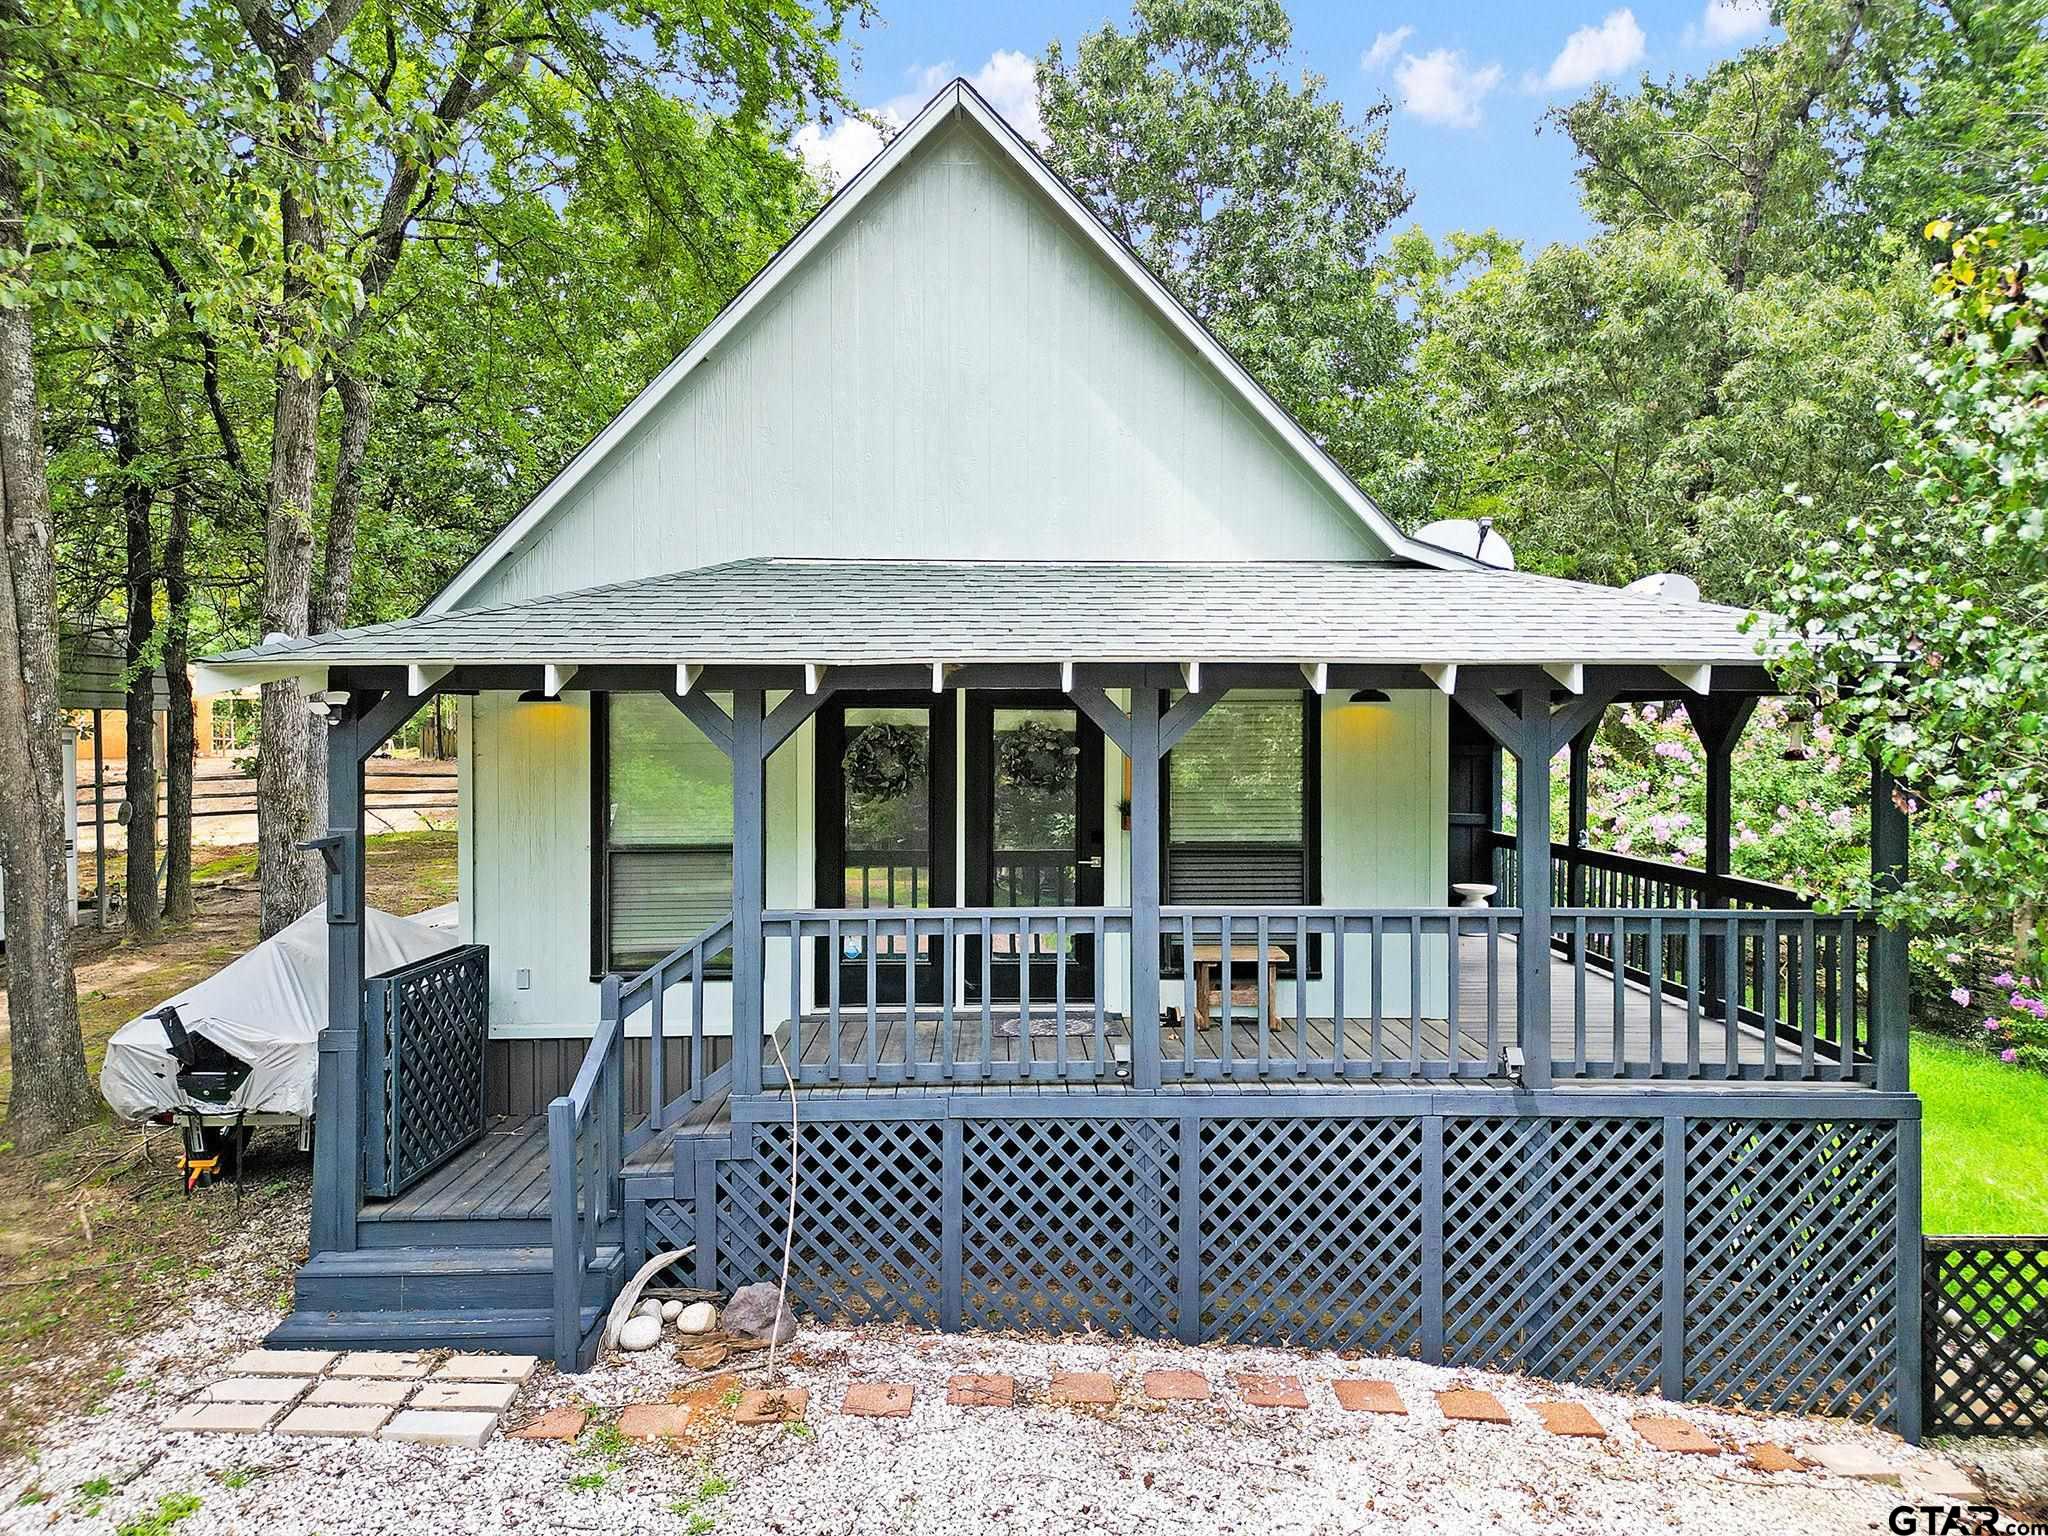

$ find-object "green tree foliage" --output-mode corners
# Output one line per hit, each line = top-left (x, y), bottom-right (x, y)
(1775, 216), (2048, 959)
(1037, 0), (1413, 486)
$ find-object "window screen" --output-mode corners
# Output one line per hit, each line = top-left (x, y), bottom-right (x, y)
(602, 694), (733, 972)
(1166, 693), (1310, 903)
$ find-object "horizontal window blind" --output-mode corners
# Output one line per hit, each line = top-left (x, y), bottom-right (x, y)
(608, 848), (733, 971)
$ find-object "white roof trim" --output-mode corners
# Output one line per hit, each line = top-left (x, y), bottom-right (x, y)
(424, 82), (1462, 616)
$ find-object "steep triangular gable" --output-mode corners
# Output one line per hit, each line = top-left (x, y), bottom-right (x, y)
(433, 82), (1461, 613)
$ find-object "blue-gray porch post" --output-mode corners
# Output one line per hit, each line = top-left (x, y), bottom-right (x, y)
(1870, 760), (1910, 1094)
(1513, 690), (1554, 1089)
(1127, 687), (1163, 1091)
(310, 702), (368, 1256)
(729, 689), (766, 1098)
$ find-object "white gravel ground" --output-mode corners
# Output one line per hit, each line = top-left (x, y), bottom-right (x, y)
(0, 1205), (2033, 1536)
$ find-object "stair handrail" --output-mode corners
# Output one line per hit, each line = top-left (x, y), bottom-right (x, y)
(547, 912), (733, 1368)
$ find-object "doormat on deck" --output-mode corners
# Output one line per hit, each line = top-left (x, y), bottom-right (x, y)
(991, 1010), (1120, 1038)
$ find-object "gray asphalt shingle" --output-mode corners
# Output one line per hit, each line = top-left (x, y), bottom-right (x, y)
(202, 558), (1771, 671)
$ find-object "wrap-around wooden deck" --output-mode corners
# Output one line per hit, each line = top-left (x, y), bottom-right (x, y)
(365, 934), (1852, 1226)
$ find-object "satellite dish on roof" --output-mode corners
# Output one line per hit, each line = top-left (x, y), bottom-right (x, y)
(1415, 517), (1515, 570)
(1624, 572), (1702, 605)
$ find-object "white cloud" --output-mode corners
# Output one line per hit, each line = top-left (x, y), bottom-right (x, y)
(794, 50), (1043, 189)
(1689, 0), (1771, 46)
(1361, 26), (1414, 72)
(1541, 9), (1646, 90)
(1396, 48), (1505, 128)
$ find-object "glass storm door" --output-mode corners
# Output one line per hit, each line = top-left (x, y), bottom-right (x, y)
(814, 695), (955, 1007)
(965, 694), (1105, 1004)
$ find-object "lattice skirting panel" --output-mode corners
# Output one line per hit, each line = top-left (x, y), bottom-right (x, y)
(1924, 1237), (2048, 1437)
(639, 1100), (1916, 1430)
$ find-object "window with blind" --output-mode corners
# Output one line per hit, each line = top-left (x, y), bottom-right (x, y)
(1164, 692), (1316, 905)
(596, 694), (733, 974)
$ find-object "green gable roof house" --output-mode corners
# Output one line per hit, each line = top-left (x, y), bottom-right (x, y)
(201, 80), (1922, 1438)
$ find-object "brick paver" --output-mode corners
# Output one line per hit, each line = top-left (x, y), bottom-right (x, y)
(224, 1348), (335, 1377)
(1332, 1379), (1406, 1415)
(166, 1402), (282, 1435)
(201, 1377), (309, 1403)
(1235, 1374), (1308, 1409)
(1534, 1402), (1606, 1438)
(414, 1381), (521, 1413)
(1437, 1389), (1511, 1425)
(1049, 1372), (1117, 1406)
(618, 1403), (698, 1440)
(331, 1351), (431, 1380)
(1744, 1443), (1808, 1474)
(305, 1379), (413, 1408)
(1632, 1416), (1721, 1455)
(735, 1387), (808, 1425)
(432, 1355), (538, 1384)
(947, 1374), (1014, 1407)
(843, 1383), (915, 1418)
(511, 1405), (589, 1441)
(381, 1410), (497, 1448)
(1143, 1370), (1210, 1402)
(276, 1404), (392, 1438)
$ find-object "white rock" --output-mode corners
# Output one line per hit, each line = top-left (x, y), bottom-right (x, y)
(661, 1299), (684, 1322)
(635, 1298), (662, 1321)
(617, 1314), (663, 1352)
(678, 1301), (719, 1335)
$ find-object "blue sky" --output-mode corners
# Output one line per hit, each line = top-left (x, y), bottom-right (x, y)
(799, 0), (1773, 253)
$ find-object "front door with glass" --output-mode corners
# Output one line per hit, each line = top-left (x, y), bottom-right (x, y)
(964, 694), (1105, 1003)
(814, 694), (955, 1006)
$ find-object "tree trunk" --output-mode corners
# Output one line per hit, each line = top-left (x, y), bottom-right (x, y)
(0, 154), (94, 1149)
(303, 367), (373, 842)
(255, 173), (326, 939)
(115, 352), (160, 939)
(162, 480), (194, 923)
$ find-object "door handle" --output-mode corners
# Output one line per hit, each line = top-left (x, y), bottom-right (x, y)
(1081, 855), (1104, 869)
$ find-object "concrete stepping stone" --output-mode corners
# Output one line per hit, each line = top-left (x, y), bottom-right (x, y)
(734, 1387), (807, 1425)
(1632, 1415), (1720, 1455)
(381, 1410), (497, 1447)
(947, 1374), (1014, 1407)
(842, 1383), (914, 1418)
(432, 1355), (538, 1384)
(1437, 1389), (1510, 1425)
(1143, 1369), (1210, 1402)
(511, 1405), (588, 1441)
(1235, 1374), (1308, 1409)
(166, 1402), (282, 1435)
(617, 1403), (698, 1440)
(305, 1379), (413, 1408)
(1332, 1379), (1406, 1415)
(1744, 1443), (1808, 1474)
(414, 1381), (520, 1413)
(1805, 1442), (1903, 1483)
(201, 1377), (309, 1404)
(1910, 1461), (1984, 1500)
(276, 1404), (393, 1439)
(224, 1349), (335, 1377)
(332, 1351), (431, 1379)
(1049, 1372), (1116, 1406)
(1534, 1402), (1605, 1438)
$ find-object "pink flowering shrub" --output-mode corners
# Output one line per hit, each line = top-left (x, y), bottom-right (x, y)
(1975, 973), (2048, 1072)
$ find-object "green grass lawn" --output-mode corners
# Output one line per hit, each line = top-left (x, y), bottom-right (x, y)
(1916, 1030), (2048, 1234)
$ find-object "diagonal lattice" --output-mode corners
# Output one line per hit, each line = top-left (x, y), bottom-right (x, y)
(1443, 1117), (1666, 1390)
(641, 1197), (697, 1287)
(1196, 1117), (1424, 1352)
(365, 945), (490, 1197)
(961, 1117), (1180, 1336)
(1924, 1238), (2048, 1437)
(1683, 1118), (1900, 1424)
(716, 1117), (946, 1327)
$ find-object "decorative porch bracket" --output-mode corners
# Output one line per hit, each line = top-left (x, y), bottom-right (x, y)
(1453, 682), (1620, 1091)
(310, 682), (443, 1258)
(1066, 679), (1224, 1090)
(655, 681), (837, 1098)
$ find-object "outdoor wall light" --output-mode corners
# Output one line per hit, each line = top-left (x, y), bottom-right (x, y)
(1348, 688), (1391, 704)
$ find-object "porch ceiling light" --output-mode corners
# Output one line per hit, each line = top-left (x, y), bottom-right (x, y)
(1348, 688), (1391, 704)
(516, 688), (560, 704)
